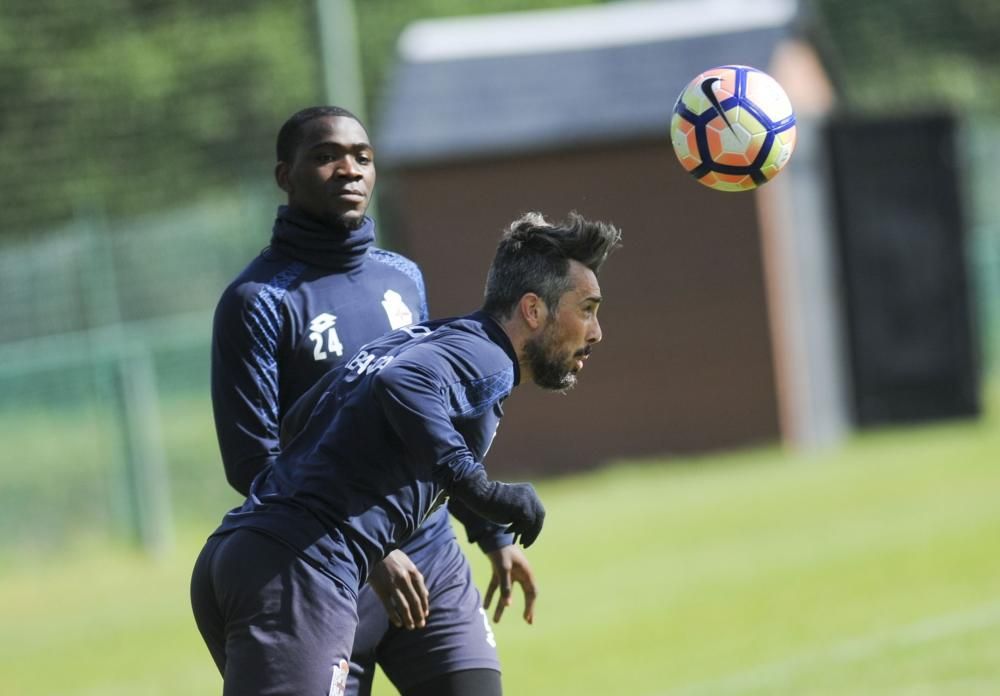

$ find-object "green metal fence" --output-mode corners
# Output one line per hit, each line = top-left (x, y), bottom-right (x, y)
(0, 189), (276, 554)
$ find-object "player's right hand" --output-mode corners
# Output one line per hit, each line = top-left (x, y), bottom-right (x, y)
(485, 544), (539, 624)
(368, 549), (430, 630)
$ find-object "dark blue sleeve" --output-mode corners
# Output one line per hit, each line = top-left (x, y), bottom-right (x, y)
(448, 499), (516, 553)
(372, 356), (484, 489)
(412, 264), (507, 548)
(211, 283), (283, 496)
(410, 273), (512, 550)
(373, 345), (516, 552)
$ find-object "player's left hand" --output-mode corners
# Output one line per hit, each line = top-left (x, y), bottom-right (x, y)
(369, 549), (430, 630)
(484, 544), (538, 625)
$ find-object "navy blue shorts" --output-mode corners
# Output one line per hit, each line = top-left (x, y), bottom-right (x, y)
(191, 529), (359, 696)
(347, 536), (501, 695)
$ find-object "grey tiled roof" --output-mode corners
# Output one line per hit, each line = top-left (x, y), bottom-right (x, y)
(376, 26), (792, 165)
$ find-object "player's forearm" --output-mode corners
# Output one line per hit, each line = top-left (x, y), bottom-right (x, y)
(211, 291), (283, 497)
(447, 498), (516, 552)
(447, 468), (546, 547)
(212, 392), (280, 496)
(211, 365), (281, 496)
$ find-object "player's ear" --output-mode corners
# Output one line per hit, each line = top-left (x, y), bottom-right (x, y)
(518, 293), (547, 330)
(275, 161), (291, 193)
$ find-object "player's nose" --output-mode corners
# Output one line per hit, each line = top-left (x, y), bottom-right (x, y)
(335, 156), (363, 179)
(588, 317), (602, 345)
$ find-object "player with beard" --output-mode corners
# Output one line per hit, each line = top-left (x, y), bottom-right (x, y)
(194, 210), (621, 696)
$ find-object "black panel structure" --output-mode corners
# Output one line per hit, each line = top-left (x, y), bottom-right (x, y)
(826, 113), (979, 426)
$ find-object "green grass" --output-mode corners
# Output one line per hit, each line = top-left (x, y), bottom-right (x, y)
(3, 400), (1000, 694)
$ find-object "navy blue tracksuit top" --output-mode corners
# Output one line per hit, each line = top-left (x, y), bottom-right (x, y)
(213, 312), (520, 594)
(211, 207), (512, 582)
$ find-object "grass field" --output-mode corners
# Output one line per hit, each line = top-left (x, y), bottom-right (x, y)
(2, 396), (999, 695)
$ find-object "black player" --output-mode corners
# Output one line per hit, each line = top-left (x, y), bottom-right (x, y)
(209, 106), (536, 696)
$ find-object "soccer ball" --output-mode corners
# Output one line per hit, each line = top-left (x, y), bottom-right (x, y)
(670, 65), (796, 192)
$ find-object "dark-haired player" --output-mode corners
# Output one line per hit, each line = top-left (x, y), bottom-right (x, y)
(193, 206), (621, 696)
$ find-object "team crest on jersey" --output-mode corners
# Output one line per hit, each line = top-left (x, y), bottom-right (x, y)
(381, 289), (414, 329)
(308, 312), (344, 361)
(328, 658), (349, 696)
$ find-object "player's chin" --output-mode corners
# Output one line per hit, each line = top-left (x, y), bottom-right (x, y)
(559, 373), (578, 392)
(553, 371), (578, 393)
(534, 370), (577, 393)
(328, 207), (367, 230)
(563, 358), (584, 383)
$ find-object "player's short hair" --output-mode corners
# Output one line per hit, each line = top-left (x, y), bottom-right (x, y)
(276, 106), (365, 163)
(482, 211), (622, 320)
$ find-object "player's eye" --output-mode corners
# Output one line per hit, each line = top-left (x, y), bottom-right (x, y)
(356, 154), (372, 165)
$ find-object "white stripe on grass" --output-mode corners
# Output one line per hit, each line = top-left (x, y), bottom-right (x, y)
(658, 600), (1000, 696)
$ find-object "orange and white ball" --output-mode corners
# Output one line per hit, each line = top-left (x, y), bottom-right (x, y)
(670, 65), (796, 192)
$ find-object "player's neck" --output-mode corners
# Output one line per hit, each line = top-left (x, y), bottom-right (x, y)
(495, 315), (536, 385)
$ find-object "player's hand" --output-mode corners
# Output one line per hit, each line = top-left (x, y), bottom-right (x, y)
(494, 482), (546, 547)
(484, 545), (538, 625)
(368, 550), (429, 630)
(450, 470), (546, 547)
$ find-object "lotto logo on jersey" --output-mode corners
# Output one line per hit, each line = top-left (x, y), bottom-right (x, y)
(327, 658), (349, 696)
(308, 313), (344, 361)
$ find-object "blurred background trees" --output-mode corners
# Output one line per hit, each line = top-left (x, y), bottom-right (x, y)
(4, 0), (999, 238)
(812, 0), (1000, 115)
(0, 0), (320, 233)
(0, 0), (598, 236)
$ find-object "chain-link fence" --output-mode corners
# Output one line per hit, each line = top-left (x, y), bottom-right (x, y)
(0, 188), (278, 552)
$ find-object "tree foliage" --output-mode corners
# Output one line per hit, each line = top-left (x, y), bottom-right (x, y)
(2, 0), (999, 238)
(0, 0), (599, 237)
(809, 0), (1000, 115)
(0, 0), (321, 235)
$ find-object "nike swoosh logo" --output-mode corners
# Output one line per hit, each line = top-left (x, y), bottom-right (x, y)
(700, 77), (737, 134)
